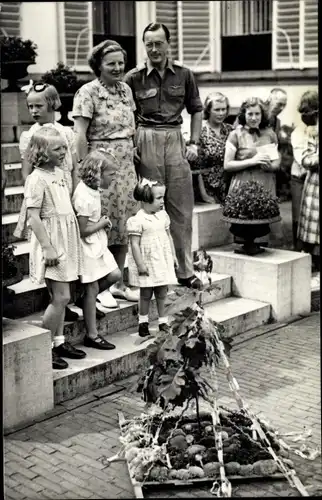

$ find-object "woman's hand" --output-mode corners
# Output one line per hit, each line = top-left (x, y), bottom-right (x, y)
(43, 245), (59, 267)
(252, 153), (271, 166)
(138, 264), (149, 276)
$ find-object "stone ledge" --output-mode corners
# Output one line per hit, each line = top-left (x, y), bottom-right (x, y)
(3, 318), (54, 432)
(209, 248), (311, 321)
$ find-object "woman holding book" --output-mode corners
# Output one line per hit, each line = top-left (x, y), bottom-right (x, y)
(224, 97), (280, 196)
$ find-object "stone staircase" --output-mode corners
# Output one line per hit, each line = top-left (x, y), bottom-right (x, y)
(1, 140), (313, 433)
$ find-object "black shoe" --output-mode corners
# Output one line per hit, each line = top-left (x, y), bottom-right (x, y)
(84, 335), (116, 350)
(159, 323), (170, 333)
(54, 342), (86, 359)
(177, 275), (203, 289)
(52, 349), (69, 370)
(139, 322), (151, 337)
(75, 296), (106, 320)
(64, 307), (79, 322)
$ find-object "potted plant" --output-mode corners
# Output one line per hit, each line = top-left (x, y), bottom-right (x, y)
(1, 36), (38, 92)
(222, 180), (281, 256)
(42, 62), (85, 125)
(2, 241), (22, 287)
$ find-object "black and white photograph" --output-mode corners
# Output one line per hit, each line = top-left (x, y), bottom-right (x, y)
(1, 1), (320, 498)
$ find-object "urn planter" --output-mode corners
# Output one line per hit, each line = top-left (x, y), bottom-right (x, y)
(58, 93), (74, 126)
(222, 216), (281, 256)
(1, 61), (33, 92)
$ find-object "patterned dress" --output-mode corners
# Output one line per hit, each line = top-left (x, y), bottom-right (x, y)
(72, 79), (139, 246)
(24, 168), (82, 284)
(14, 122), (76, 240)
(126, 209), (177, 288)
(297, 125), (319, 251)
(226, 126), (279, 196)
(193, 122), (233, 203)
(72, 180), (118, 283)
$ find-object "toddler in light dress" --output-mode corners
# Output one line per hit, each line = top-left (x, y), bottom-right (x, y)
(72, 150), (121, 350)
(126, 178), (178, 337)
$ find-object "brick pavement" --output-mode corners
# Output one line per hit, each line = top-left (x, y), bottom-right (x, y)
(4, 313), (321, 499)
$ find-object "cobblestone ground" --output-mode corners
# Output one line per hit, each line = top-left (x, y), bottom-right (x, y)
(4, 313), (321, 499)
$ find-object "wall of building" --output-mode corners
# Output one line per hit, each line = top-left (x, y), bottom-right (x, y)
(20, 2), (61, 74)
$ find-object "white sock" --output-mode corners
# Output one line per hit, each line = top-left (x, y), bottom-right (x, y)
(54, 336), (65, 348)
(158, 316), (168, 325)
(139, 315), (149, 324)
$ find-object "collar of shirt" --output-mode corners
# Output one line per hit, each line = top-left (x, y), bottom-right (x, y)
(139, 208), (163, 221)
(146, 58), (175, 76)
(244, 125), (261, 137)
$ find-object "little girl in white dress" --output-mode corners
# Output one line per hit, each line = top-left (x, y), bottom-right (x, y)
(72, 150), (121, 349)
(16, 126), (85, 370)
(126, 178), (178, 337)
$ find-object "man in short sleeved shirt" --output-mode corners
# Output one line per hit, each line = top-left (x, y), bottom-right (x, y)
(124, 23), (203, 288)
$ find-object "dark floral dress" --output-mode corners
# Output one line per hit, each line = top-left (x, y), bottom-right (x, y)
(192, 122), (233, 204)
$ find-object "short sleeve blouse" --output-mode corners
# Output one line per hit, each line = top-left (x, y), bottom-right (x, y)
(72, 79), (136, 141)
(24, 172), (45, 208)
(227, 126), (277, 161)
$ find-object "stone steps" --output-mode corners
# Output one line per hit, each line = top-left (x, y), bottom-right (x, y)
(15, 273), (232, 339)
(52, 296), (271, 404)
(3, 185), (24, 214)
(4, 162), (23, 188)
(1, 143), (21, 164)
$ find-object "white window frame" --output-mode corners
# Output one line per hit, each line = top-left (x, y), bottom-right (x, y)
(272, 0), (318, 70)
(152, 0), (220, 73)
(58, 1), (93, 72)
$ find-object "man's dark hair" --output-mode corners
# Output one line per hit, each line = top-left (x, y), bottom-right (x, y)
(142, 23), (170, 42)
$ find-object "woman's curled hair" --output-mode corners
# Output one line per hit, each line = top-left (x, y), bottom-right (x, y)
(237, 97), (269, 129)
(203, 92), (230, 121)
(298, 90), (319, 114)
(133, 178), (164, 203)
(88, 40), (127, 77)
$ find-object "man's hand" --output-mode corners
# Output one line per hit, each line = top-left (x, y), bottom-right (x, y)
(186, 143), (199, 162)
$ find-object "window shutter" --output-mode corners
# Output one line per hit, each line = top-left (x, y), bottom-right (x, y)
(155, 1), (179, 60)
(181, 0), (212, 72)
(303, 0), (318, 66)
(0, 2), (20, 37)
(64, 1), (92, 69)
(273, 0), (300, 68)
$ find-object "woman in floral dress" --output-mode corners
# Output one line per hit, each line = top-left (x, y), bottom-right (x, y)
(193, 92), (233, 204)
(297, 91), (319, 276)
(72, 40), (139, 304)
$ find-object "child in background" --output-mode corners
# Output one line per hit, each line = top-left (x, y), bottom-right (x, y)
(126, 178), (178, 337)
(19, 126), (86, 369)
(20, 80), (78, 192)
(72, 150), (121, 349)
(14, 81), (79, 321)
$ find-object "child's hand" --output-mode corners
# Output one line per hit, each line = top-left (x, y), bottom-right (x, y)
(43, 245), (59, 267)
(138, 264), (149, 276)
(100, 215), (112, 229)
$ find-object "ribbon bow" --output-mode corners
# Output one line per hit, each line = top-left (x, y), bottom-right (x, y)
(21, 79), (34, 94)
(249, 127), (261, 137)
(140, 177), (158, 188)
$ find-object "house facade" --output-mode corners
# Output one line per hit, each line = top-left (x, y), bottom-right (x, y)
(1, 0), (318, 127)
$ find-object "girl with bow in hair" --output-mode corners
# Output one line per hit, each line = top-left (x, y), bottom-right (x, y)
(126, 178), (178, 337)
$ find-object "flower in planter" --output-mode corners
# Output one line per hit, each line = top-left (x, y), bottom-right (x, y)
(1, 241), (20, 282)
(42, 62), (85, 95)
(0, 36), (37, 63)
(223, 180), (280, 220)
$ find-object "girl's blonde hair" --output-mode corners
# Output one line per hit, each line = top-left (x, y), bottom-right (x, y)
(27, 84), (61, 111)
(26, 126), (66, 168)
(79, 150), (116, 188)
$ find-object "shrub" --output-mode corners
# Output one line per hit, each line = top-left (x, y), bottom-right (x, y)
(42, 62), (85, 94)
(1, 36), (38, 63)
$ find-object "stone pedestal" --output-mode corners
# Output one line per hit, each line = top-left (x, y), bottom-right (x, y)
(3, 318), (54, 432)
(209, 248), (311, 321)
(192, 203), (233, 251)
